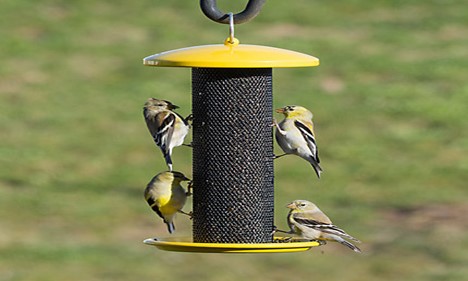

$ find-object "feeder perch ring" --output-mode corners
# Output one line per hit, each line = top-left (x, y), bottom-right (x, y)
(143, 237), (321, 254)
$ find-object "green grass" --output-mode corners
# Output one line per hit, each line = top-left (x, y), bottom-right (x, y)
(1, 0), (467, 280)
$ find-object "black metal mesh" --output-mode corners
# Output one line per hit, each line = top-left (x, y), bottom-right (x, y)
(192, 68), (274, 243)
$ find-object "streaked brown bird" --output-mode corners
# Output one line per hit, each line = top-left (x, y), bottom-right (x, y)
(143, 98), (191, 171)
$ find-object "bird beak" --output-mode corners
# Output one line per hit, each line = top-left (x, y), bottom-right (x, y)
(182, 176), (191, 181)
(169, 104), (180, 110)
(286, 202), (295, 209)
(275, 107), (285, 114)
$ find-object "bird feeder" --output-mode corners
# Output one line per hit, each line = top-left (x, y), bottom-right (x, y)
(143, 0), (320, 253)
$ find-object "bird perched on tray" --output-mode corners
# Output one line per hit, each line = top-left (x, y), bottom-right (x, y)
(143, 98), (192, 171)
(144, 171), (193, 234)
(276, 200), (361, 253)
(273, 105), (323, 178)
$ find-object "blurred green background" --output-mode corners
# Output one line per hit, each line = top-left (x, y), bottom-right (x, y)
(1, 0), (467, 280)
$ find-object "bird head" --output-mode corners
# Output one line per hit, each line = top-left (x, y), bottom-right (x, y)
(287, 200), (318, 212)
(170, 171), (191, 183)
(154, 171), (190, 184)
(144, 98), (179, 111)
(275, 105), (313, 119)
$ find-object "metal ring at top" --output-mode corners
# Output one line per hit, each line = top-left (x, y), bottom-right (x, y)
(200, 0), (266, 24)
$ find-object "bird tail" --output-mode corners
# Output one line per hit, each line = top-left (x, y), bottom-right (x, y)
(165, 221), (175, 234)
(310, 160), (323, 179)
(161, 149), (173, 171)
(338, 239), (361, 253)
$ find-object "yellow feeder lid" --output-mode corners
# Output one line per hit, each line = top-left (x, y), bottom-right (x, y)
(143, 38), (319, 68)
(143, 237), (321, 254)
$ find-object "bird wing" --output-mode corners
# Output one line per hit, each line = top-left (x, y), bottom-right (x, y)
(293, 210), (332, 224)
(145, 194), (165, 220)
(294, 120), (320, 163)
(293, 216), (360, 242)
(151, 112), (175, 154)
(173, 111), (189, 126)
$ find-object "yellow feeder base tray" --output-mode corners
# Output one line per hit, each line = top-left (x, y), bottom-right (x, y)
(143, 237), (321, 253)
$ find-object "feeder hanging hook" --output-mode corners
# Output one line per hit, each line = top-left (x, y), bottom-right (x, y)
(227, 13), (236, 44)
(200, 0), (266, 24)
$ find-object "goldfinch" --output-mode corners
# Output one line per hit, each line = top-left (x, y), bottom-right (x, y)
(279, 200), (361, 253)
(274, 105), (323, 178)
(143, 98), (191, 171)
(144, 171), (192, 234)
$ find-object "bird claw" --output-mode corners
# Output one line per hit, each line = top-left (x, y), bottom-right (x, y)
(186, 181), (193, 196)
(273, 153), (286, 160)
(185, 114), (193, 123)
(309, 239), (327, 246)
(179, 210), (193, 219)
(273, 236), (294, 243)
(271, 119), (278, 127)
(283, 237), (294, 243)
(271, 226), (292, 236)
(182, 142), (193, 147)
(271, 226), (278, 236)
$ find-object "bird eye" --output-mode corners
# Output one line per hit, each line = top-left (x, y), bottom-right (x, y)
(299, 203), (306, 207)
